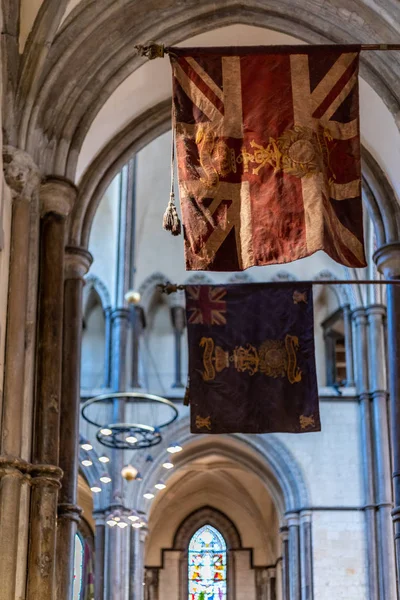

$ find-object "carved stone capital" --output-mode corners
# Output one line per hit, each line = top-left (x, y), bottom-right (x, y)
(374, 243), (400, 279)
(64, 246), (93, 279)
(0, 456), (30, 480)
(58, 503), (83, 524)
(29, 464), (63, 489)
(40, 177), (77, 218)
(2, 146), (41, 202)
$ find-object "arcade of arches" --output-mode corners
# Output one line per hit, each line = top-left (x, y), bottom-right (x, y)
(2, 2), (400, 600)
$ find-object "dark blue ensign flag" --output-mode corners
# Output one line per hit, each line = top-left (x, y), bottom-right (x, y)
(185, 283), (320, 434)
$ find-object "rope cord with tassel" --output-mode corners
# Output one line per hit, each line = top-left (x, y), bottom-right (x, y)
(162, 109), (182, 236)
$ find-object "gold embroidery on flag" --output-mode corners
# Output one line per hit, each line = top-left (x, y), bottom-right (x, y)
(196, 415), (212, 430)
(300, 414), (316, 430)
(200, 334), (302, 383)
(293, 291), (308, 304)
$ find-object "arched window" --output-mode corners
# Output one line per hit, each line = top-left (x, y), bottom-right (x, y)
(188, 524), (227, 600)
(73, 534), (84, 599)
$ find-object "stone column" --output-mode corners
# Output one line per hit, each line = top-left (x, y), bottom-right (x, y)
(104, 306), (112, 387)
(255, 567), (269, 599)
(342, 304), (355, 387)
(26, 178), (74, 600)
(94, 511), (106, 600)
(287, 513), (301, 600)
(353, 306), (379, 600)
(170, 305), (186, 389)
(144, 568), (159, 600)
(299, 511), (313, 600)
(0, 147), (41, 600)
(280, 526), (289, 600)
(374, 243), (400, 598)
(367, 303), (397, 600)
(130, 305), (144, 388)
(56, 246), (92, 600)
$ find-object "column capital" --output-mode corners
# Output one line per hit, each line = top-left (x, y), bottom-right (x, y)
(3, 145), (41, 202)
(40, 176), (77, 218)
(352, 306), (367, 322)
(64, 246), (93, 279)
(286, 512), (300, 527)
(374, 242), (400, 279)
(57, 503), (82, 524)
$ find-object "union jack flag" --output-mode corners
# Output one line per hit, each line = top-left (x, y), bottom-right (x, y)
(170, 45), (365, 271)
(186, 285), (227, 325)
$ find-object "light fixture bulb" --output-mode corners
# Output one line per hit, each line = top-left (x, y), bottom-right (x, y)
(143, 491), (155, 499)
(126, 435), (138, 444)
(132, 522), (143, 528)
(82, 459), (93, 467)
(155, 482), (166, 490)
(125, 290), (141, 305)
(99, 455), (110, 463)
(121, 464), (138, 481)
(167, 443), (182, 454)
(114, 517), (121, 522)
(100, 428), (112, 436)
(107, 519), (117, 527)
(81, 443), (93, 451)
(90, 486), (101, 493)
(100, 475), (111, 484)
(128, 514), (139, 522)
(162, 461), (174, 469)
(117, 521), (128, 529)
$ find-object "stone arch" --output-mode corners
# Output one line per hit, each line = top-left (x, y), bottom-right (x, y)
(84, 274), (111, 311)
(173, 506), (241, 550)
(133, 416), (309, 517)
(17, 0), (400, 180)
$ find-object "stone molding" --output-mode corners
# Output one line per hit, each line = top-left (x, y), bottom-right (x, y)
(0, 458), (63, 487)
(2, 145), (41, 202)
(40, 176), (77, 218)
(64, 245), (93, 279)
(374, 242), (400, 278)
(58, 503), (83, 524)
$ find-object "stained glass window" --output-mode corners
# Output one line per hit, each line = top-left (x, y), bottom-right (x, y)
(73, 534), (84, 599)
(188, 524), (227, 600)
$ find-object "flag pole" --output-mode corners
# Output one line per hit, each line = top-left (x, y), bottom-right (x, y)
(133, 43), (400, 60)
(159, 280), (400, 294)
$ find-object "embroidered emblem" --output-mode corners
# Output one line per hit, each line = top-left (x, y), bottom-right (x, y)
(200, 335), (302, 383)
(293, 290), (308, 304)
(196, 415), (212, 430)
(300, 414), (315, 430)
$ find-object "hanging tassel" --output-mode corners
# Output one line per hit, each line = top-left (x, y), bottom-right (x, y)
(163, 103), (182, 236)
(163, 192), (181, 236)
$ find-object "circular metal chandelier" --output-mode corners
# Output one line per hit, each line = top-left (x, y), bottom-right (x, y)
(81, 392), (178, 450)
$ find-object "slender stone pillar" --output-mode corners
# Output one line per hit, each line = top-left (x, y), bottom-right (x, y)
(130, 305), (144, 388)
(353, 307), (379, 600)
(170, 306), (186, 388)
(255, 568), (269, 599)
(280, 527), (290, 600)
(342, 305), (355, 387)
(0, 147), (40, 600)
(287, 513), (301, 600)
(367, 304), (397, 600)
(104, 306), (112, 387)
(374, 243), (400, 598)
(299, 511), (313, 600)
(94, 511), (106, 600)
(56, 246), (92, 600)
(26, 178), (74, 600)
